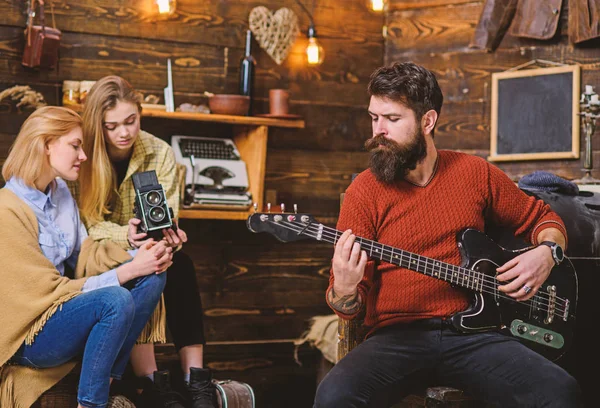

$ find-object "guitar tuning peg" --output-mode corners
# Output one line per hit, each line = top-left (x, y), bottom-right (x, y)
(267, 203), (272, 213)
(281, 203), (285, 213)
(253, 202), (258, 213)
(294, 204), (298, 214)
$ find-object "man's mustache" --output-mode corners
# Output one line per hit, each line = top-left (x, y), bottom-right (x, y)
(364, 135), (398, 151)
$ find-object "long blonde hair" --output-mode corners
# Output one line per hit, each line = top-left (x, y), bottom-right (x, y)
(2, 106), (82, 187)
(79, 75), (142, 226)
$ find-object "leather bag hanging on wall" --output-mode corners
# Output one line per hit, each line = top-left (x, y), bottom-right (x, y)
(22, 0), (61, 69)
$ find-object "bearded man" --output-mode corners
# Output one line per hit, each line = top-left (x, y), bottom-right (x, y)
(314, 62), (581, 408)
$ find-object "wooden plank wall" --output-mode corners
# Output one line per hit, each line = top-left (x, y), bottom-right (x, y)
(385, 0), (600, 181)
(0, 1), (384, 406)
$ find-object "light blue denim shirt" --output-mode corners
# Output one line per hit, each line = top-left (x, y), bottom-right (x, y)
(5, 177), (132, 292)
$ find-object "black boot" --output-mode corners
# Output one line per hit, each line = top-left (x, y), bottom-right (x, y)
(185, 367), (218, 408)
(137, 370), (186, 408)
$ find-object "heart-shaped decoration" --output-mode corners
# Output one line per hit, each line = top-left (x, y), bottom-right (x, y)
(249, 6), (299, 65)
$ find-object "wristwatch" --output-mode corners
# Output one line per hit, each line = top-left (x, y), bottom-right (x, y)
(539, 241), (565, 265)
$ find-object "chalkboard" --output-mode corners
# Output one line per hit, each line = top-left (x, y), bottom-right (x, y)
(489, 65), (580, 162)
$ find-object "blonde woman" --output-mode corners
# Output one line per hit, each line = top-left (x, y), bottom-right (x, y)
(0, 107), (172, 408)
(76, 76), (216, 408)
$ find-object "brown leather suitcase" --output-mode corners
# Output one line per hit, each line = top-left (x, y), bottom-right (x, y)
(214, 380), (255, 408)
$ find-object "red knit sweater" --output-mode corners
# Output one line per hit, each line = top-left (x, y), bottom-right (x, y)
(328, 150), (567, 337)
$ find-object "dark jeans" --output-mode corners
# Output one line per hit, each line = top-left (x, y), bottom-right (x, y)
(314, 319), (582, 408)
(164, 250), (206, 350)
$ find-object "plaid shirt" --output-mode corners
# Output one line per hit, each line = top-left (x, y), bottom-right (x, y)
(70, 130), (179, 249)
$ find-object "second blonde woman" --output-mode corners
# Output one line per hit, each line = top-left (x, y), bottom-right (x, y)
(75, 76), (216, 408)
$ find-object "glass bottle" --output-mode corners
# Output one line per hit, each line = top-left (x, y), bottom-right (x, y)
(239, 29), (256, 116)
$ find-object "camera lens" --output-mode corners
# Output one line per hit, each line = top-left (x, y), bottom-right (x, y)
(146, 191), (162, 206)
(148, 206), (166, 223)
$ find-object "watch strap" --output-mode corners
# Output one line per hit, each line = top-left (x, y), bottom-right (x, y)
(539, 241), (564, 265)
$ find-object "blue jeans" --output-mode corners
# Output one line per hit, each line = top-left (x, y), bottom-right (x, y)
(10, 273), (166, 408)
(314, 319), (582, 408)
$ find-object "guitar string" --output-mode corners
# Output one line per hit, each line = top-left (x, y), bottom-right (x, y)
(296, 221), (563, 313)
(297, 221), (569, 316)
(315, 223), (572, 317)
(266, 219), (570, 318)
(280, 220), (569, 317)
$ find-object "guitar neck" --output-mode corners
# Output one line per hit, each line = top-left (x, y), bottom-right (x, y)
(308, 223), (484, 291)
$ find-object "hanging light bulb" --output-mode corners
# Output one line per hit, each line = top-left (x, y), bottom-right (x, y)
(370, 0), (385, 12)
(156, 0), (176, 16)
(295, 0), (325, 66)
(306, 25), (324, 65)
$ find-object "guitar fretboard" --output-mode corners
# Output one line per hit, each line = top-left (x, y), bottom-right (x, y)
(312, 225), (488, 293)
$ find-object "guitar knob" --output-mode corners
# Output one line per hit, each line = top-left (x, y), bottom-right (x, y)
(544, 333), (554, 343)
(274, 215), (283, 222)
(517, 325), (527, 335)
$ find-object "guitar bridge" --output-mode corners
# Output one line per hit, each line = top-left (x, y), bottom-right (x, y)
(545, 285), (556, 324)
(510, 319), (564, 349)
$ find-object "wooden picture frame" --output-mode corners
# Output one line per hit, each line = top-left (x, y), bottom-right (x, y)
(489, 65), (580, 162)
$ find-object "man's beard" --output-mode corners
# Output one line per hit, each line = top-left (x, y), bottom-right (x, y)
(364, 127), (428, 184)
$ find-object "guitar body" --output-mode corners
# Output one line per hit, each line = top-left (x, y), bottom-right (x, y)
(452, 229), (578, 361)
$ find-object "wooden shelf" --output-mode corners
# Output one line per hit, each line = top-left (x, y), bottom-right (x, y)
(67, 106), (304, 128)
(179, 208), (252, 220)
(142, 109), (305, 129)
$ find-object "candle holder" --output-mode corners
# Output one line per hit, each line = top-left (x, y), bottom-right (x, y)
(574, 85), (600, 184)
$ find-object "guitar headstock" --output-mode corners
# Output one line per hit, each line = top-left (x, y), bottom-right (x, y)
(246, 212), (318, 242)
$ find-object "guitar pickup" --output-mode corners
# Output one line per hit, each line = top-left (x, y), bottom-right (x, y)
(509, 319), (564, 350)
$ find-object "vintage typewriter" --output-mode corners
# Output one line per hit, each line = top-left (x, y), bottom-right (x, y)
(171, 135), (252, 208)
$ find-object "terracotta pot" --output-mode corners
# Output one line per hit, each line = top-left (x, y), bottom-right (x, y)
(208, 94), (250, 116)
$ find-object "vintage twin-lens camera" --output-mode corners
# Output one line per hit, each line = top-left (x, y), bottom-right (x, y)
(132, 170), (176, 240)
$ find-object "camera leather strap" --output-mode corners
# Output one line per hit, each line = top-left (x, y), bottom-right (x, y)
(26, 0), (56, 46)
(39, 0), (46, 36)
(25, 0), (34, 47)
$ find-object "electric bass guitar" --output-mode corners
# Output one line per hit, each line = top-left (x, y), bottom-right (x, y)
(247, 212), (578, 361)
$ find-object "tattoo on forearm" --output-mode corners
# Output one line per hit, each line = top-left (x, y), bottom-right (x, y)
(329, 287), (362, 315)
